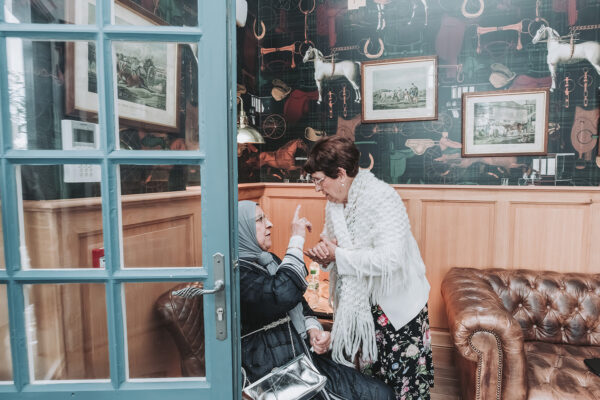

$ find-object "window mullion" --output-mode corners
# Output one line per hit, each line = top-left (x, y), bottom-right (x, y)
(105, 280), (126, 388)
(96, 0), (126, 388)
(0, 34), (10, 154)
(6, 280), (29, 390)
(2, 161), (29, 389)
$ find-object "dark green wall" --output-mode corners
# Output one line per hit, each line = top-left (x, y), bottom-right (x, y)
(237, 0), (600, 186)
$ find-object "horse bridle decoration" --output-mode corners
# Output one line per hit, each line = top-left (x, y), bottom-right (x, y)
(560, 75), (575, 109)
(578, 68), (593, 107)
(526, 0), (549, 37)
(253, 18), (266, 40)
(298, 0), (315, 55)
(260, 43), (298, 71)
(330, 39), (384, 60)
(476, 21), (524, 54)
(462, 0), (484, 19)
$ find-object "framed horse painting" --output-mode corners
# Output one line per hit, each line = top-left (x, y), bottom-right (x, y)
(461, 89), (549, 157)
(65, 0), (181, 132)
(361, 56), (438, 123)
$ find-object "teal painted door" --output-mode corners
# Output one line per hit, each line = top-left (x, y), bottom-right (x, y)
(0, 1), (239, 399)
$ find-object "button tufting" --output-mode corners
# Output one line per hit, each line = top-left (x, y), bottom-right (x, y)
(588, 330), (591, 334)
(561, 327), (565, 331)
(519, 303), (523, 307)
(546, 305), (551, 309)
(533, 324), (537, 329)
(575, 307), (579, 311)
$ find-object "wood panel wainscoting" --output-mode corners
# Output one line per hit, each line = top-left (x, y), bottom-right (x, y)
(4, 188), (203, 380)
(240, 183), (600, 399)
(3, 183), (598, 394)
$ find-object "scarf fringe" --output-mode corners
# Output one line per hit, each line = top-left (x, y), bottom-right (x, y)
(330, 296), (378, 367)
(325, 171), (410, 367)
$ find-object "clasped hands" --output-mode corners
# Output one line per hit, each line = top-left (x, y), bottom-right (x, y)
(304, 235), (337, 265)
(308, 328), (331, 355)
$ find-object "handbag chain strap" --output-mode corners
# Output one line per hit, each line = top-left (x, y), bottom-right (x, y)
(241, 315), (298, 357)
(241, 315), (291, 339)
(287, 316), (296, 358)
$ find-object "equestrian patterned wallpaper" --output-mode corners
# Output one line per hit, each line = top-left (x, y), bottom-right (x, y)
(237, 0), (600, 186)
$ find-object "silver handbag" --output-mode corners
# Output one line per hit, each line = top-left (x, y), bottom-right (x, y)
(242, 316), (327, 400)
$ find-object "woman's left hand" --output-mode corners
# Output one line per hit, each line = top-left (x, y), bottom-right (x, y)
(308, 329), (331, 355)
(305, 236), (337, 265)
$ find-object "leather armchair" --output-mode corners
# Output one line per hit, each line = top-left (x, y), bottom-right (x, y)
(441, 267), (600, 400)
(154, 282), (206, 377)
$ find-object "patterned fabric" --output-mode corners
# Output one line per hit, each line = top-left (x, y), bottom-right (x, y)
(363, 304), (434, 400)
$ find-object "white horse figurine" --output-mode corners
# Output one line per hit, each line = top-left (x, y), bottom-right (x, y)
(532, 24), (600, 91)
(302, 47), (361, 104)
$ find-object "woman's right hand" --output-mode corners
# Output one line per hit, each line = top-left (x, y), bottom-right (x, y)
(291, 205), (312, 238)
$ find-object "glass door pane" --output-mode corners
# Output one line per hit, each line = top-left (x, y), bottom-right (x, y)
(0, 285), (11, 381)
(24, 283), (109, 381)
(18, 165), (103, 270)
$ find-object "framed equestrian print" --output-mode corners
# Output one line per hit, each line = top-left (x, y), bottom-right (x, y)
(361, 56), (437, 123)
(65, 0), (181, 132)
(462, 89), (549, 157)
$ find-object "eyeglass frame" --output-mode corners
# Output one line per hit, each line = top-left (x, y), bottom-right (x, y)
(309, 176), (326, 187)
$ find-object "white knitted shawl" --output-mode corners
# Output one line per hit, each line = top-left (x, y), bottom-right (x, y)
(323, 170), (408, 367)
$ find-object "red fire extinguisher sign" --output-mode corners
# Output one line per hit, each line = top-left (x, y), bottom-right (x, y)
(92, 248), (105, 268)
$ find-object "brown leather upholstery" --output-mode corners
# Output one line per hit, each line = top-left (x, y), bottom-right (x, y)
(525, 342), (600, 399)
(442, 267), (600, 400)
(154, 282), (206, 377)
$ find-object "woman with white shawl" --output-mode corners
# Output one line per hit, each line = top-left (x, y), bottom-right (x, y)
(304, 136), (434, 400)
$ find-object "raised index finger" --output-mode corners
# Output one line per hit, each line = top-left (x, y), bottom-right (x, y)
(293, 204), (301, 221)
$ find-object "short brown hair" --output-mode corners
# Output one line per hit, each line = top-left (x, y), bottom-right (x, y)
(303, 136), (360, 178)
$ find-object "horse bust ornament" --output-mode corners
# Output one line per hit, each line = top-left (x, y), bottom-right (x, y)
(302, 47), (361, 104)
(531, 24), (600, 91)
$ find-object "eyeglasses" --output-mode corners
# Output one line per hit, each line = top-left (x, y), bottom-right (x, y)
(309, 176), (325, 186)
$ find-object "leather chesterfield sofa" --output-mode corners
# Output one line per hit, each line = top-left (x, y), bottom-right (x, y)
(154, 282), (206, 377)
(441, 267), (600, 400)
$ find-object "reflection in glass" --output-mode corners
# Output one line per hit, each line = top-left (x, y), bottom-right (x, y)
(0, 190), (4, 269)
(112, 0), (197, 27)
(0, 286), (12, 381)
(19, 165), (103, 269)
(24, 283), (108, 381)
(115, 42), (198, 151)
(5, 1), (95, 25)
(6, 38), (98, 150)
(124, 281), (205, 378)
(120, 165), (201, 268)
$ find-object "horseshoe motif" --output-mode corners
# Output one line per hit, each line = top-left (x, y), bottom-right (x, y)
(462, 0), (484, 19)
(359, 153), (375, 171)
(363, 38), (384, 59)
(253, 18), (266, 40)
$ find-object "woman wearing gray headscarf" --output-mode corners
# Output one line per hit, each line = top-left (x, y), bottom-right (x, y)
(239, 200), (394, 399)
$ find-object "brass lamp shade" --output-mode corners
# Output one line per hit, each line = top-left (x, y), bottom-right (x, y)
(237, 96), (265, 144)
(237, 125), (265, 144)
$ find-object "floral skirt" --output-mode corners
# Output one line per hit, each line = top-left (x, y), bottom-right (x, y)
(362, 304), (434, 400)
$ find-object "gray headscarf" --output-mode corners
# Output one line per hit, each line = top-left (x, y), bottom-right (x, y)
(237, 200), (307, 337)
(238, 200), (274, 267)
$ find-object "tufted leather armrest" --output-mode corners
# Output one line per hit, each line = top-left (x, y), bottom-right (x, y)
(154, 282), (206, 377)
(441, 267), (528, 400)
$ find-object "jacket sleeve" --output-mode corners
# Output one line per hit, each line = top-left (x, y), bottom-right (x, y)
(301, 299), (323, 331)
(240, 238), (308, 318)
(334, 188), (410, 279)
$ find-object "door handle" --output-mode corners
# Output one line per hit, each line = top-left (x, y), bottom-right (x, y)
(171, 253), (228, 341)
(171, 280), (224, 297)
